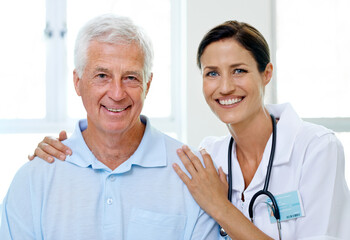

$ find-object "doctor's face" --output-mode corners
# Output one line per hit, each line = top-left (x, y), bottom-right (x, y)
(74, 41), (152, 135)
(200, 38), (272, 125)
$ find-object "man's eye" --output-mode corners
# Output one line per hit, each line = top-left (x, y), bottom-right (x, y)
(97, 73), (107, 78)
(126, 76), (137, 81)
(206, 71), (218, 77)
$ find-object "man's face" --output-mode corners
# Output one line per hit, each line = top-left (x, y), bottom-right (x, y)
(74, 40), (152, 135)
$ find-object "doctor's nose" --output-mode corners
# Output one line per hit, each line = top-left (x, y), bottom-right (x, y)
(219, 75), (235, 95)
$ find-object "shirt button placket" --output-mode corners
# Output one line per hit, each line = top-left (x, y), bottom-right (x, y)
(107, 198), (113, 205)
(104, 174), (117, 226)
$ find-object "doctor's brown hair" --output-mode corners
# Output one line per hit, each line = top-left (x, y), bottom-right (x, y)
(197, 21), (270, 73)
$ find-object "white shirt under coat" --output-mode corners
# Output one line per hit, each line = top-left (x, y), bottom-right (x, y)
(200, 103), (350, 240)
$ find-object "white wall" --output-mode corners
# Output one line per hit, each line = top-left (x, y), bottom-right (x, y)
(185, 0), (274, 147)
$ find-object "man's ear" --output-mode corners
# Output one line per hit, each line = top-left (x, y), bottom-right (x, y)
(73, 70), (82, 96)
(262, 63), (273, 86)
(145, 73), (153, 96)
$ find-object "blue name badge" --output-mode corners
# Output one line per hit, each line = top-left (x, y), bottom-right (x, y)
(266, 190), (305, 223)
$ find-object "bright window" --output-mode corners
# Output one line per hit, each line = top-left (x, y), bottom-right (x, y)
(0, 0), (46, 119)
(276, 0), (350, 184)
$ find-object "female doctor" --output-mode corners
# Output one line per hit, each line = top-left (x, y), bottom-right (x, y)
(30, 21), (350, 239)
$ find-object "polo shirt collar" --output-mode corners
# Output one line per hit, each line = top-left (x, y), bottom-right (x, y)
(64, 115), (167, 173)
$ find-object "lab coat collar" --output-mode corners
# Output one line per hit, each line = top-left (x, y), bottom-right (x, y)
(266, 103), (302, 167)
(64, 115), (167, 173)
(232, 103), (303, 194)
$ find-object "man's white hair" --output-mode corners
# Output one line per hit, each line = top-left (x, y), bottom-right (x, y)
(74, 14), (154, 83)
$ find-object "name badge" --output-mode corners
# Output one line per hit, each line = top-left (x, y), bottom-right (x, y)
(266, 190), (305, 223)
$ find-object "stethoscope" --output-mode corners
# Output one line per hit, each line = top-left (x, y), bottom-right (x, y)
(219, 114), (282, 240)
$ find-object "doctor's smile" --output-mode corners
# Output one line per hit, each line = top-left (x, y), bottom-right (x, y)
(217, 97), (244, 106)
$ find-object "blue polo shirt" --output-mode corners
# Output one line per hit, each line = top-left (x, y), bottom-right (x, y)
(0, 116), (219, 240)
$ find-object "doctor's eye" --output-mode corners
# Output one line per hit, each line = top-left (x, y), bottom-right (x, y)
(205, 71), (219, 77)
(233, 69), (247, 75)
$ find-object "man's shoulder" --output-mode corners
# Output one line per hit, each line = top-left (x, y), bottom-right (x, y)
(17, 157), (68, 179)
(6, 158), (59, 193)
(161, 132), (185, 148)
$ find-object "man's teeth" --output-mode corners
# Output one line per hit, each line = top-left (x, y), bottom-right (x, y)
(219, 98), (242, 105)
(106, 107), (127, 112)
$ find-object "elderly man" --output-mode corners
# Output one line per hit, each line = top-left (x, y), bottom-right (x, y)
(0, 15), (218, 239)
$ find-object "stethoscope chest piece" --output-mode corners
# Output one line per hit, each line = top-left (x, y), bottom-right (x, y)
(220, 227), (227, 236)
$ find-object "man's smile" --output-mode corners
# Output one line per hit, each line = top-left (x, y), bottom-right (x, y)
(102, 105), (130, 113)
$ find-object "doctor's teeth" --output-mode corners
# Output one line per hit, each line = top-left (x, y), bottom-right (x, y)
(107, 107), (126, 112)
(219, 98), (242, 105)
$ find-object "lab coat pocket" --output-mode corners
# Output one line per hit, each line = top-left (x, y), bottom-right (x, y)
(127, 208), (187, 240)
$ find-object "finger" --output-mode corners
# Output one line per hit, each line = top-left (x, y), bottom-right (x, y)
(176, 148), (198, 176)
(34, 147), (54, 163)
(200, 148), (216, 171)
(218, 167), (228, 185)
(172, 163), (192, 186)
(58, 131), (68, 142)
(43, 136), (71, 156)
(181, 145), (205, 172)
(37, 142), (67, 161)
(28, 154), (35, 161)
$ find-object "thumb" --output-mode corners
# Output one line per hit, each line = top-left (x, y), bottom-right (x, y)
(58, 130), (68, 141)
(218, 167), (228, 185)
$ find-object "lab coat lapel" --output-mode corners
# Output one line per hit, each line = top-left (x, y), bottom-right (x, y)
(246, 103), (303, 194)
(267, 103), (302, 166)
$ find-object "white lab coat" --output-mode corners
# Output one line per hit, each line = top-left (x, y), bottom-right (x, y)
(200, 103), (350, 240)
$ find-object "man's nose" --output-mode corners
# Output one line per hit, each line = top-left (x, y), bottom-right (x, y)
(108, 79), (126, 100)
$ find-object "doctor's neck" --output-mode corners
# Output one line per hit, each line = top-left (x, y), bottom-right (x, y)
(227, 109), (273, 160)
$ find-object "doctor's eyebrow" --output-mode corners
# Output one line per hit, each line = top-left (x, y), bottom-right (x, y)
(203, 63), (248, 71)
(229, 63), (248, 68)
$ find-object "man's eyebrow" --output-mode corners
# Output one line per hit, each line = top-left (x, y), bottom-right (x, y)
(124, 71), (143, 77)
(94, 67), (110, 73)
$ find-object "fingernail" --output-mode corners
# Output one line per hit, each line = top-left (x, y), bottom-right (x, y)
(48, 157), (54, 163)
(200, 148), (207, 154)
(66, 150), (72, 155)
(59, 154), (65, 160)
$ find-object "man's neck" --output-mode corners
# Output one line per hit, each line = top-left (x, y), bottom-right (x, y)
(82, 120), (146, 171)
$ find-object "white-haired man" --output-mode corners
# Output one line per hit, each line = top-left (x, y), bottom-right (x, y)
(0, 15), (219, 239)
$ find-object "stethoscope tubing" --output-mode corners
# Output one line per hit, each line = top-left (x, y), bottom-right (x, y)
(220, 114), (281, 237)
(248, 114), (280, 221)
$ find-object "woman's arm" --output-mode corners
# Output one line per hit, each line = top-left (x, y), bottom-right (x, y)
(173, 146), (272, 240)
(28, 130), (71, 163)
